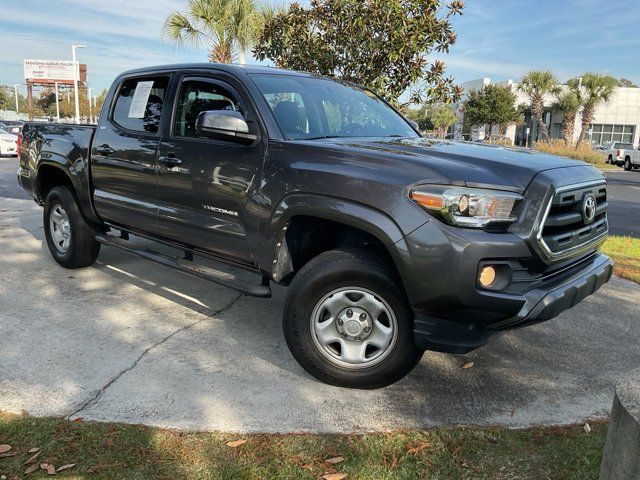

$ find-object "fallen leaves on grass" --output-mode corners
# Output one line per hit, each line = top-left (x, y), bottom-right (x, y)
(56, 464), (76, 472)
(39, 463), (56, 475)
(24, 464), (39, 475)
(460, 362), (475, 369)
(28, 448), (40, 453)
(322, 474), (347, 480)
(325, 456), (344, 464)
(0, 452), (17, 458)
(0, 445), (11, 454)
(583, 423), (592, 434)
(24, 450), (42, 464)
(225, 439), (247, 448)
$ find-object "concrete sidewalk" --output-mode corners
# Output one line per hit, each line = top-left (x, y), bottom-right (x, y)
(1, 197), (639, 433)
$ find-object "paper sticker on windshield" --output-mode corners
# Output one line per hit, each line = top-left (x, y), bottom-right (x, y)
(128, 81), (154, 119)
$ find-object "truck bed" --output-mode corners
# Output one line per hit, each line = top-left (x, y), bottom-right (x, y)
(17, 122), (97, 221)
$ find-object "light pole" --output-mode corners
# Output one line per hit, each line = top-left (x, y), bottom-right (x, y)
(14, 84), (20, 114)
(88, 87), (94, 123)
(72, 45), (86, 124)
(54, 82), (61, 122)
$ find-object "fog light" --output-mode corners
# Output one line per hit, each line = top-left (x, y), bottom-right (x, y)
(479, 266), (496, 287)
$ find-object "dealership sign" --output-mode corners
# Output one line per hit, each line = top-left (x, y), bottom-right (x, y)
(24, 59), (78, 82)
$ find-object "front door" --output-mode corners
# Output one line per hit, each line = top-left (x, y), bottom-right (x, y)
(156, 75), (264, 266)
(92, 75), (171, 232)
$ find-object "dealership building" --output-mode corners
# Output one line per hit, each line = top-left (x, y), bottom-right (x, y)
(454, 77), (640, 147)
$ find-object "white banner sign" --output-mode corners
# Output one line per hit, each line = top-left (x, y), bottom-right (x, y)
(24, 59), (78, 82)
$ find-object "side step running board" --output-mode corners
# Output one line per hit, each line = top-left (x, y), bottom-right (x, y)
(96, 233), (271, 298)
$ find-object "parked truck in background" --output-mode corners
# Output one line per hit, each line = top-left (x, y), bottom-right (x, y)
(620, 145), (640, 171)
(603, 142), (637, 168)
(17, 64), (613, 388)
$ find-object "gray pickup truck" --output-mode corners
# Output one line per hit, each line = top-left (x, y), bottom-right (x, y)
(17, 64), (613, 388)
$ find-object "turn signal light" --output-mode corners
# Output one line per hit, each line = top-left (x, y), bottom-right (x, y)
(479, 266), (496, 288)
(410, 191), (444, 210)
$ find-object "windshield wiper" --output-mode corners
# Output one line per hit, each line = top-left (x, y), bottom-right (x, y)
(303, 135), (344, 140)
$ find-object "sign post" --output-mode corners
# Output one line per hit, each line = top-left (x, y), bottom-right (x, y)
(55, 82), (60, 122)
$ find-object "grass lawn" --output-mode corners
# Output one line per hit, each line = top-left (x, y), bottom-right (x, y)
(0, 412), (607, 480)
(602, 235), (640, 283)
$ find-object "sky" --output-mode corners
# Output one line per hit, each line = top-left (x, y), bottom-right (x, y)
(0, 0), (639, 95)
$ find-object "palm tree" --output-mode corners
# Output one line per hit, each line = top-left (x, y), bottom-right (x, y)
(574, 73), (618, 146)
(517, 70), (559, 142)
(163, 0), (270, 64)
(552, 90), (581, 145)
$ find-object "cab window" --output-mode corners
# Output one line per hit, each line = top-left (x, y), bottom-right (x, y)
(112, 77), (169, 134)
(174, 80), (244, 138)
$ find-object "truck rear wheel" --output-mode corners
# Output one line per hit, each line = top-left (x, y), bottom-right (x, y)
(625, 158), (632, 171)
(43, 186), (101, 268)
(282, 248), (422, 388)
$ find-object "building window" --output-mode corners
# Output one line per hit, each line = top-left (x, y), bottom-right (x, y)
(589, 124), (635, 145)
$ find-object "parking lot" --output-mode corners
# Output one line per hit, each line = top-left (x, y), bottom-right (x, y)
(1, 156), (639, 433)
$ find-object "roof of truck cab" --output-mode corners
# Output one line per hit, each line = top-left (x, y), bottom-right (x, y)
(118, 63), (315, 78)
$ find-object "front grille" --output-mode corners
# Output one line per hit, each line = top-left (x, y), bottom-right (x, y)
(539, 181), (608, 259)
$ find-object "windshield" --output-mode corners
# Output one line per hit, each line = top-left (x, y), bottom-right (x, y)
(0, 128), (10, 135)
(250, 74), (418, 140)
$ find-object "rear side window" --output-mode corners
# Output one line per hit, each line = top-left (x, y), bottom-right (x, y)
(112, 77), (169, 134)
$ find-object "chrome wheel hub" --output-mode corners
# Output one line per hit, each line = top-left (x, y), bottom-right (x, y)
(310, 287), (397, 369)
(335, 307), (372, 340)
(50, 204), (71, 253)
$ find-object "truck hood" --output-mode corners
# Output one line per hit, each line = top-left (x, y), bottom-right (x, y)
(297, 137), (596, 193)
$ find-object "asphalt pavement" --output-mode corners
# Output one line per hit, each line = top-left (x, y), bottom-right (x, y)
(605, 169), (640, 237)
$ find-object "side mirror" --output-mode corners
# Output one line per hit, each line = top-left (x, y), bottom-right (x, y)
(195, 110), (258, 145)
(409, 120), (419, 131)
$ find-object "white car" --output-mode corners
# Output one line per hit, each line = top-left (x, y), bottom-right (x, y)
(0, 128), (18, 157)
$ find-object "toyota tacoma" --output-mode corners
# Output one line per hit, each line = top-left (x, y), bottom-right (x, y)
(17, 64), (613, 388)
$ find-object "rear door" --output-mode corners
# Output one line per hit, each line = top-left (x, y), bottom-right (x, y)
(155, 74), (265, 266)
(91, 74), (171, 232)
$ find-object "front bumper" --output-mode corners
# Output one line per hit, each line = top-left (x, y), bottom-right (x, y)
(413, 251), (612, 354)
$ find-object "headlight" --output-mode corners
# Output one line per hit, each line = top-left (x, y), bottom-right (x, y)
(410, 186), (523, 228)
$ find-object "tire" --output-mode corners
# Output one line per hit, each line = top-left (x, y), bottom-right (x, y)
(625, 158), (632, 171)
(283, 248), (423, 389)
(43, 186), (101, 268)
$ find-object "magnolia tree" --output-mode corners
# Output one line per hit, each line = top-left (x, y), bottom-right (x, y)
(253, 0), (464, 105)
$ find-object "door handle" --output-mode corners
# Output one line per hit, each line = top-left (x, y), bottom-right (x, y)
(95, 144), (114, 155)
(159, 153), (183, 168)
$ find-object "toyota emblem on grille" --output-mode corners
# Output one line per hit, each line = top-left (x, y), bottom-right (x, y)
(582, 194), (597, 225)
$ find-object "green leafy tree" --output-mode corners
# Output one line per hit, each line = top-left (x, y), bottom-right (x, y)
(463, 84), (520, 138)
(552, 89), (581, 145)
(253, 0), (464, 104)
(402, 105), (433, 132)
(163, 0), (271, 63)
(618, 78), (637, 88)
(574, 73), (618, 146)
(430, 104), (457, 137)
(517, 70), (559, 142)
(0, 85), (11, 110)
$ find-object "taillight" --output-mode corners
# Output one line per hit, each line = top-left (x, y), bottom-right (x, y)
(616, 149), (621, 157)
(16, 133), (23, 158)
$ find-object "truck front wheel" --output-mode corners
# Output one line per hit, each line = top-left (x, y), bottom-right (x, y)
(282, 248), (423, 388)
(43, 186), (101, 268)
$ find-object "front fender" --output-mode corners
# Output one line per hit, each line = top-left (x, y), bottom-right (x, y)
(259, 193), (419, 280)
